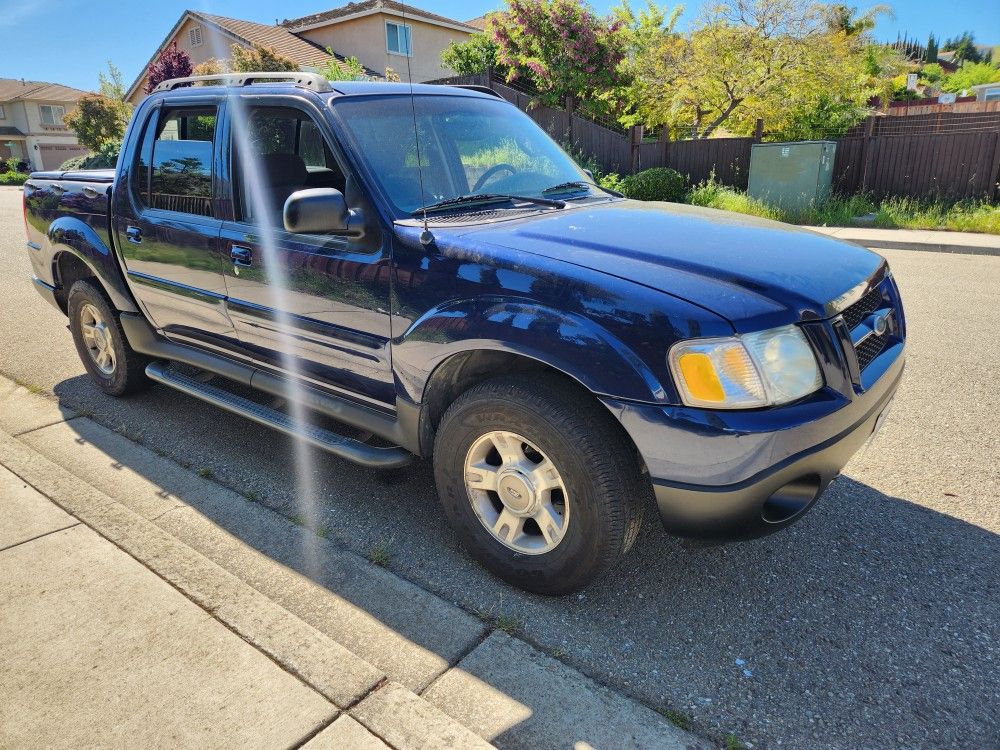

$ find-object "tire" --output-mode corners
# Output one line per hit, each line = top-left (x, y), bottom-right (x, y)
(433, 374), (645, 595)
(68, 279), (152, 397)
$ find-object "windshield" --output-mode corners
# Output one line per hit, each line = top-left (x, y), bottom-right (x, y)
(331, 94), (592, 214)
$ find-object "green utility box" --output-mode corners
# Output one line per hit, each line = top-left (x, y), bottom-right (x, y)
(747, 141), (837, 212)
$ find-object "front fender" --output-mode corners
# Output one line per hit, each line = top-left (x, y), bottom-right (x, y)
(49, 216), (138, 313)
(393, 296), (668, 404)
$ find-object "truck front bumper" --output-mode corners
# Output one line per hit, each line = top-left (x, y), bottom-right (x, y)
(603, 344), (904, 540)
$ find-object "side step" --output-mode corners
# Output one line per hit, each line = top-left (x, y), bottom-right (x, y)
(145, 362), (412, 469)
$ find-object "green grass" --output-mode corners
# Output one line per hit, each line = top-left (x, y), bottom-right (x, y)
(724, 734), (746, 750)
(197, 467), (214, 480)
(367, 540), (392, 567)
(685, 178), (999, 235)
(659, 709), (693, 731)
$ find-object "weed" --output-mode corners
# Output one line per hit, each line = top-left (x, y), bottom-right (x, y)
(290, 512), (308, 527)
(725, 733), (745, 750)
(242, 489), (259, 503)
(367, 540), (392, 567)
(493, 612), (520, 635)
(316, 525), (330, 539)
(197, 467), (214, 480)
(15, 378), (47, 396)
(659, 709), (692, 731)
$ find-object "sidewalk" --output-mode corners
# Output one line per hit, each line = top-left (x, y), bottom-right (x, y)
(0, 375), (711, 750)
(801, 225), (1000, 255)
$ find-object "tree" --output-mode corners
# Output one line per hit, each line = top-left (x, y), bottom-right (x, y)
(942, 32), (983, 64)
(318, 50), (367, 81)
(230, 43), (298, 72)
(611, 0), (682, 126)
(98, 61), (128, 101)
(490, 0), (629, 111)
(144, 42), (192, 93)
(925, 33), (938, 63)
(64, 94), (130, 151)
(822, 4), (892, 37)
(441, 31), (502, 76)
(192, 58), (228, 76)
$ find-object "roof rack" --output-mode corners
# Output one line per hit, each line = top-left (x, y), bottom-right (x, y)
(153, 72), (333, 94)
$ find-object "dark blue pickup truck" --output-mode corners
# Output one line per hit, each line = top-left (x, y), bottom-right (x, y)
(23, 73), (905, 594)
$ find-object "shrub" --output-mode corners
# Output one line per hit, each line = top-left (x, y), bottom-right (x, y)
(598, 172), (626, 193)
(59, 139), (122, 171)
(620, 167), (686, 202)
(0, 172), (30, 186)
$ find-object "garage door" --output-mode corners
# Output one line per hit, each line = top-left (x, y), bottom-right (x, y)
(38, 143), (90, 170)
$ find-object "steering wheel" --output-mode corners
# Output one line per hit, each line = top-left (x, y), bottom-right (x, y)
(473, 163), (517, 192)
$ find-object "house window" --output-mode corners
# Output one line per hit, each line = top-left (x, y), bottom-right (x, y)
(984, 88), (1000, 102)
(385, 21), (412, 56)
(39, 105), (65, 127)
(0, 105), (5, 119)
(189, 25), (203, 47)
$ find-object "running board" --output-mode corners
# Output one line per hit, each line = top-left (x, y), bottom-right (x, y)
(145, 362), (412, 469)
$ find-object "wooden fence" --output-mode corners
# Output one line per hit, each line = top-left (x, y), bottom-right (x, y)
(429, 74), (1000, 201)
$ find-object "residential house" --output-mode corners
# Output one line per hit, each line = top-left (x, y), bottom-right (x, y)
(0, 79), (89, 171)
(126, 2), (477, 105)
(281, 1), (477, 83)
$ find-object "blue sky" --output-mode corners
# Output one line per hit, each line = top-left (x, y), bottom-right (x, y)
(1, 0), (998, 93)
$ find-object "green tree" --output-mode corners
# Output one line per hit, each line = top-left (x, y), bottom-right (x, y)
(230, 44), (298, 72)
(925, 33), (938, 63)
(941, 61), (1000, 93)
(822, 4), (893, 37)
(942, 32), (983, 64)
(490, 0), (629, 111)
(318, 50), (367, 81)
(64, 94), (130, 151)
(441, 32), (502, 76)
(98, 61), (128, 102)
(611, 0), (682, 127)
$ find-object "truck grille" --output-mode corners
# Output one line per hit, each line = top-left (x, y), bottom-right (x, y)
(855, 332), (887, 371)
(841, 285), (884, 331)
(839, 281), (891, 373)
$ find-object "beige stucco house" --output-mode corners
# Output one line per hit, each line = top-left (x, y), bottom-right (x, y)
(0, 79), (90, 171)
(126, 2), (477, 105)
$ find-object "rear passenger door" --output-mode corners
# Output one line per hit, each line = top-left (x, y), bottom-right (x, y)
(113, 101), (233, 342)
(217, 101), (395, 406)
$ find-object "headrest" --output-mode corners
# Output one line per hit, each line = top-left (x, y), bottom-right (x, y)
(259, 153), (308, 186)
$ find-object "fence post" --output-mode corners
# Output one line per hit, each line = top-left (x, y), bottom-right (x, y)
(565, 95), (574, 144)
(988, 128), (1000, 202)
(659, 126), (670, 169)
(630, 125), (644, 173)
(860, 116), (877, 194)
(753, 118), (764, 142)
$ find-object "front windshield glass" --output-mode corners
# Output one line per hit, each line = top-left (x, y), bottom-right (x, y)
(331, 94), (592, 214)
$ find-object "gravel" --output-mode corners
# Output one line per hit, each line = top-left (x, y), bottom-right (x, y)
(2, 187), (998, 749)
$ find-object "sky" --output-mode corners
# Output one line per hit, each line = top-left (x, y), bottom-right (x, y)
(1, 0), (998, 93)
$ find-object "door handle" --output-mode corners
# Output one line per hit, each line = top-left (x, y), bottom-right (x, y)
(231, 246), (253, 267)
(126, 226), (142, 244)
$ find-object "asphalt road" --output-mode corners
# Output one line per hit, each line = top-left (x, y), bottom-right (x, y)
(2, 186), (998, 749)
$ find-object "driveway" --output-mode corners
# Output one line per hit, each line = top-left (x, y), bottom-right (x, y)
(1, 186), (997, 749)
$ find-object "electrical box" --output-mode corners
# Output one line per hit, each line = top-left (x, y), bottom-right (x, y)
(747, 141), (837, 212)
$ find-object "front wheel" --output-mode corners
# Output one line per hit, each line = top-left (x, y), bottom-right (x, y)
(433, 375), (644, 595)
(68, 279), (152, 397)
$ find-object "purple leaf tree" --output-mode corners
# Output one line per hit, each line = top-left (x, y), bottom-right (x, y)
(145, 42), (193, 93)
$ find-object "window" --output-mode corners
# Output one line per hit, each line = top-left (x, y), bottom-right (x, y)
(39, 105), (65, 127)
(135, 106), (217, 216)
(0, 105), (5, 120)
(984, 87), (1000, 102)
(189, 26), (203, 47)
(385, 21), (412, 56)
(234, 106), (347, 225)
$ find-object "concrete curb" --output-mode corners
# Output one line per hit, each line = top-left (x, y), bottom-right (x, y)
(0, 375), (713, 749)
(801, 225), (1000, 256)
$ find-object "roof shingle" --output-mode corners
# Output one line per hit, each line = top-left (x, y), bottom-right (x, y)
(281, 1), (476, 32)
(0, 78), (89, 103)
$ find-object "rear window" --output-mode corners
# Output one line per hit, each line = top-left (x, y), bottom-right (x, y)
(134, 107), (217, 216)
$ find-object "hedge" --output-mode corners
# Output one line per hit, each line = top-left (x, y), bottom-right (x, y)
(620, 167), (687, 202)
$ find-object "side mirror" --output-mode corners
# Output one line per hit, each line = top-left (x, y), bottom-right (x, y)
(283, 188), (364, 237)
(583, 168), (594, 180)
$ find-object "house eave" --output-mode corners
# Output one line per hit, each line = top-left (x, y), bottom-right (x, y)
(286, 7), (476, 36)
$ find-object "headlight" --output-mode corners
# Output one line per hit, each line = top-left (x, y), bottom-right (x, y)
(668, 325), (822, 409)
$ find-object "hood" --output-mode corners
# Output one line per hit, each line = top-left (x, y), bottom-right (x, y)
(462, 200), (884, 331)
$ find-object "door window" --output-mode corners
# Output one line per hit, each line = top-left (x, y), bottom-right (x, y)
(232, 106), (347, 226)
(135, 107), (218, 217)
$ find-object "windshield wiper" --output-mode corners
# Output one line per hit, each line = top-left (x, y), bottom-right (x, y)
(541, 180), (593, 195)
(413, 193), (565, 215)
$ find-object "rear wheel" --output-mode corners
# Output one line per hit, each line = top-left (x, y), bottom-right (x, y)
(68, 279), (152, 397)
(433, 374), (644, 595)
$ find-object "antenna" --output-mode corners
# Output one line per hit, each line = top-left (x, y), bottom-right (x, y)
(401, 4), (434, 246)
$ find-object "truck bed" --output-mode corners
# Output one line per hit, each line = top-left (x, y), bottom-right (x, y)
(24, 169), (114, 244)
